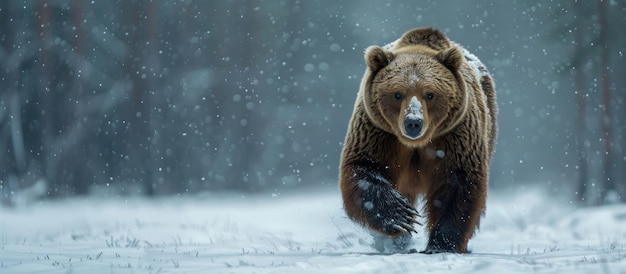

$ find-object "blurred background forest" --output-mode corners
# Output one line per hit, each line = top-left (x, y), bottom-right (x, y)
(1, 0), (624, 206)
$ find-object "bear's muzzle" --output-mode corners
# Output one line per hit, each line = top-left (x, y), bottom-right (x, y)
(403, 96), (424, 139)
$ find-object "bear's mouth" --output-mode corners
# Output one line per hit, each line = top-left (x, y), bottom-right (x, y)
(401, 125), (427, 140)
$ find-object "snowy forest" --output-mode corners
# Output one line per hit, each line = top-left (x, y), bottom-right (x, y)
(2, 1), (626, 273)
(1, 0), (625, 203)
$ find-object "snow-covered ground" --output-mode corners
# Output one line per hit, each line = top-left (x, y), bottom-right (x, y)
(1, 186), (625, 273)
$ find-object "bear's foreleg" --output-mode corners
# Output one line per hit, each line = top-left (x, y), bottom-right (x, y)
(422, 169), (485, 253)
(341, 162), (420, 237)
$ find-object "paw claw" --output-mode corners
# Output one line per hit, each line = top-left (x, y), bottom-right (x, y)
(402, 223), (417, 233)
(408, 217), (422, 226)
(392, 224), (408, 234)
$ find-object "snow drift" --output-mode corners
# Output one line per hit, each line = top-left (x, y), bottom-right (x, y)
(1, 186), (625, 273)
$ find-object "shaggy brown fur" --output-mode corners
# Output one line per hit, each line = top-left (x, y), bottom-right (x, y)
(339, 27), (497, 253)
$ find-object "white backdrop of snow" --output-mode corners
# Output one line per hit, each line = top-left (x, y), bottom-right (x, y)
(1, 186), (625, 273)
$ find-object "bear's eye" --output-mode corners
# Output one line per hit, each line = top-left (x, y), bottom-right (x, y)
(425, 92), (434, 100)
(394, 92), (403, 100)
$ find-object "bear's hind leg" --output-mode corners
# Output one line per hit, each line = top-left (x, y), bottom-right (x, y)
(422, 169), (485, 254)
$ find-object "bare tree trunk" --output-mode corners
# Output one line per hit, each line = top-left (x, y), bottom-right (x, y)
(71, 0), (85, 57)
(38, 0), (56, 197)
(120, 0), (161, 195)
(70, 0), (89, 195)
(146, 0), (164, 194)
(575, 69), (588, 204)
(573, 2), (588, 205)
(598, 0), (617, 204)
(120, 1), (148, 195)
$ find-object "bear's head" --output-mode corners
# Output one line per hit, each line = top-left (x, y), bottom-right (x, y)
(360, 27), (468, 148)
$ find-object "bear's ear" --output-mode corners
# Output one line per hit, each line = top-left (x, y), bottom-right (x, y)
(436, 46), (464, 72)
(397, 27), (451, 51)
(365, 46), (394, 72)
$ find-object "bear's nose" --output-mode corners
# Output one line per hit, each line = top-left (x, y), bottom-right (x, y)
(404, 118), (423, 138)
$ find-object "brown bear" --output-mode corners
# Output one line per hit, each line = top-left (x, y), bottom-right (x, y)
(339, 27), (497, 253)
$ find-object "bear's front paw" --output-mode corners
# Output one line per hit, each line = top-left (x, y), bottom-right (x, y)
(361, 186), (421, 236)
